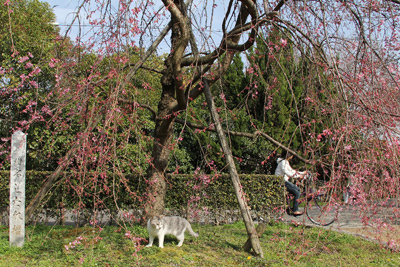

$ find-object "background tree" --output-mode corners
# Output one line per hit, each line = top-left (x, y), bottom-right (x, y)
(0, 0), (59, 170)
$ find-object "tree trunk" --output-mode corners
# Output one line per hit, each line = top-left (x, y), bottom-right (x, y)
(143, 96), (176, 219)
(143, 0), (188, 220)
(203, 79), (264, 258)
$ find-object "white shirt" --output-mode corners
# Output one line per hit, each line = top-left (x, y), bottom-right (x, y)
(275, 158), (306, 182)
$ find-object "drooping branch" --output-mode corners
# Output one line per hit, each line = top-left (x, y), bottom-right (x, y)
(174, 118), (309, 163)
(170, 2), (280, 114)
(118, 95), (310, 164)
(123, 63), (164, 75)
(276, 20), (327, 65)
(274, 0), (289, 11)
(182, 2), (256, 104)
(123, 21), (172, 85)
(24, 11), (174, 218)
(256, 132), (310, 163)
(179, 0), (282, 73)
(223, 0), (258, 52)
(25, 111), (104, 221)
(180, 11), (278, 67)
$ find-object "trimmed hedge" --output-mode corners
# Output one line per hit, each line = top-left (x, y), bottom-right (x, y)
(0, 171), (284, 213)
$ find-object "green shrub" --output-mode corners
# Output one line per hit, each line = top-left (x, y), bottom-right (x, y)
(0, 171), (283, 214)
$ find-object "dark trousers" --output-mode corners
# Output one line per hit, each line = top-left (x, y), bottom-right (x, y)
(285, 181), (301, 212)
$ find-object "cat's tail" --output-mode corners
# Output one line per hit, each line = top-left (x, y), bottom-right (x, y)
(186, 222), (199, 238)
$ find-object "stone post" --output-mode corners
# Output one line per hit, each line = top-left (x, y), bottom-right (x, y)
(9, 131), (27, 247)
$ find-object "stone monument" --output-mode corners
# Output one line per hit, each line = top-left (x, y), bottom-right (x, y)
(9, 131), (27, 247)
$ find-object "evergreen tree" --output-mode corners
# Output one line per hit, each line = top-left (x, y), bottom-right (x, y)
(247, 28), (333, 168)
(249, 29), (304, 150)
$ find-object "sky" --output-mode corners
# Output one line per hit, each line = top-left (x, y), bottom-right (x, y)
(43, 0), (77, 24)
(42, 0), (89, 40)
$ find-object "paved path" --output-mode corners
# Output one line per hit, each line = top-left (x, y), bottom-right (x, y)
(282, 203), (400, 249)
(283, 204), (362, 229)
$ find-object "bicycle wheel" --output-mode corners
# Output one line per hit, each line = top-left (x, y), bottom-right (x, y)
(306, 189), (337, 226)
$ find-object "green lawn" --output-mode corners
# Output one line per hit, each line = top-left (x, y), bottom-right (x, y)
(0, 221), (399, 266)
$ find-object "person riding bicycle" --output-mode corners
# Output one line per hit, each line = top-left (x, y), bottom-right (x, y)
(275, 151), (308, 216)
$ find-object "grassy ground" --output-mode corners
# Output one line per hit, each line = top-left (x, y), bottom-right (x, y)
(1, 221), (399, 266)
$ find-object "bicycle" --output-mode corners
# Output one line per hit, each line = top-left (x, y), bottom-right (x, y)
(285, 173), (337, 226)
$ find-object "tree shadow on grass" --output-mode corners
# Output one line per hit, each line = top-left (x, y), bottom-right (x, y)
(224, 241), (242, 250)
